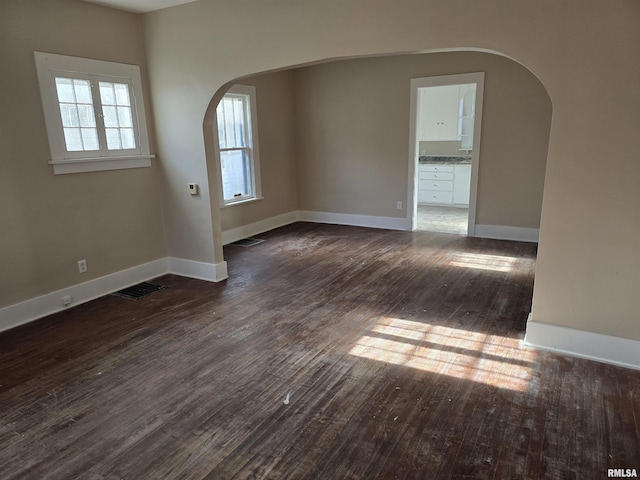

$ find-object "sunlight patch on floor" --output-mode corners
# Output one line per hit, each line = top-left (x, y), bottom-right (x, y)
(448, 252), (517, 272)
(349, 317), (535, 391)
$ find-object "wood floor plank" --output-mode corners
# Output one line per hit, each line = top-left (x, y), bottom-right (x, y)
(0, 222), (638, 479)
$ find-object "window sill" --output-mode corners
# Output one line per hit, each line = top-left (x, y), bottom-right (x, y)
(220, 196), (264, 208)
(49, 155), (155, 175)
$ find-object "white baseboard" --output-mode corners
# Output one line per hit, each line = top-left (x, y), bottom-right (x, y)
(168, 257), (228, 282)
(524, 315), (640, 370)
(222, 211), (299, 245)
(0, 256), (229, 334)
(0, 258), (168, 333)
(474, 224), (539, 243)
(299, 210), (410, 231)
(0, 215), (539, 334)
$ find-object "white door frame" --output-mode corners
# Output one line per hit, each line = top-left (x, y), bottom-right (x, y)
(407, 72), (485, 234)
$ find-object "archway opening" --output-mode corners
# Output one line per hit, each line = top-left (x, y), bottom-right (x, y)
(203, 49), (552, 259)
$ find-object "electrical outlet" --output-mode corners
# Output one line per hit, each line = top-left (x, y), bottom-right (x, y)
(77, 259), (87, 274)
(396, 201), (403, 210)
(61, 295), (73, 307)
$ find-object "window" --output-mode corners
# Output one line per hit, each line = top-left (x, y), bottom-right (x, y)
(34, 52), (152, 174)
(215, 85), (261, 205)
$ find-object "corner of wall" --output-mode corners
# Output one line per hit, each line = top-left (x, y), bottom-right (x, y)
(524, 314), (640, 371)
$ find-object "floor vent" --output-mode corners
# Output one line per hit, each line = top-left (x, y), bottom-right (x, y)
(113, 282), (166, 300)
(230, 238), (264, 247)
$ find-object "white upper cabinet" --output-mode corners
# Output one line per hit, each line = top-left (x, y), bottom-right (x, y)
(417, 85), (460, 141)
(457, 86), (476, 150)
(417, 84), (476, 146)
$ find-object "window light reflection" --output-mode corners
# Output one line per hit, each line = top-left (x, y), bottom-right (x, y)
(349, 317), (534, 391)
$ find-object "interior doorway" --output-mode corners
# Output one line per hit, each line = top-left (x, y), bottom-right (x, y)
(407, 73), (485, 235)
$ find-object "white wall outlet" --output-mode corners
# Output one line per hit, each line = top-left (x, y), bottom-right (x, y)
(77, 259), (87, 274)
(61, 295), (73, 307)
(396, 201), (403, 210)
(188, 183), (198, 195)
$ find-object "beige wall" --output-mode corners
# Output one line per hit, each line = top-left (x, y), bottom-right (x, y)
(0, 0), (166, 307)
(4, 0), (638, 347)
(293, 52), (551, 227)
(143, 0), (640, 342)
(220, 71), (298, 232)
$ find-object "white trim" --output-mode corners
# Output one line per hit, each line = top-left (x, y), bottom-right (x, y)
(299, 211), (410, 231)
(167, 257), (228, 282)
(0, 258), (168, 333)
(407, 73), (485, 236)
(0, 256), (229, 333)
(219, 196), (264, 209)
(50, 156), (153, 174)
(34, 52), (152, 174)
(214, 84), (262, 206)
(524, 315), (640, 371)
(222, 211), (299, 245)
(474, 224), (539, 243)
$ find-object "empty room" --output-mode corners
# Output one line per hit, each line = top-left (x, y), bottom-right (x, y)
(1, 0), (639, 478)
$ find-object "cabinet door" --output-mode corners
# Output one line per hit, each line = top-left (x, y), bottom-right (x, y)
(418, 85), (460, 141)
(453, 165), (472, 205)
(459, 116), (474, 150)
(458, 86), (476, 150)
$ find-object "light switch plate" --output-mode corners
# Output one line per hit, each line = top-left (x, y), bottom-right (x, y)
(188, 183), (198, 195)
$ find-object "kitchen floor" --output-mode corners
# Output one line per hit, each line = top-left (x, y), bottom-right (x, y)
(416, 204), (468, 234)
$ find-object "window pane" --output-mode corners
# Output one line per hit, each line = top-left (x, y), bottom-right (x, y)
(220, 149), (252, 200)
(216, 106), (227, 149)
(105, 128), (121, 150)
(63, 128), (83, 151)
(73, 79), (92, 104)
(59, 104), (80, 127)
(55, 78), (75, 103)
(120, 128), (135, 149)
(216, 95), (247, 149)
(114, 83), (131, 106)
(55, 76), (99, 153)
(102, 106), (118, 127)
(233, 97), (245, 146)
(99, 82), (136, 150)
(77, 104), (96, 127)
(117, 106), (133, 128)
(99, 82), (116, 105)
(81, 128), (99, 151)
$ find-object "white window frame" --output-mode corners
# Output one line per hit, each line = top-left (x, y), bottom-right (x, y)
(34, 52), (153, 175)
(214, 85), (262, 207)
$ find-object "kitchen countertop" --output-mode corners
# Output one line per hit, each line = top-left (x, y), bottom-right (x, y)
(419, 155), (471, 165)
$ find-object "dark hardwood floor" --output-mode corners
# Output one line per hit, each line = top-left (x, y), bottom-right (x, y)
(1, 222), (638, 479)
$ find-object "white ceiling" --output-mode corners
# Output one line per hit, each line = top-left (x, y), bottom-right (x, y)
(82, 0), (200, 14)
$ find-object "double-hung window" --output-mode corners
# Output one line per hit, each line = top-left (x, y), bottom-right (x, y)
(35, 52), (152, 174)
(215, 85), (261, 205)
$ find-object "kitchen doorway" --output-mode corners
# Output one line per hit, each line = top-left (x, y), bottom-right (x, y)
(406, 73), (485, 235)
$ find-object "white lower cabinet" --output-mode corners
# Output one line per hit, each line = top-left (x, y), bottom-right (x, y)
(452, 164), (471, 205)
(418, 164), (471, 206)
